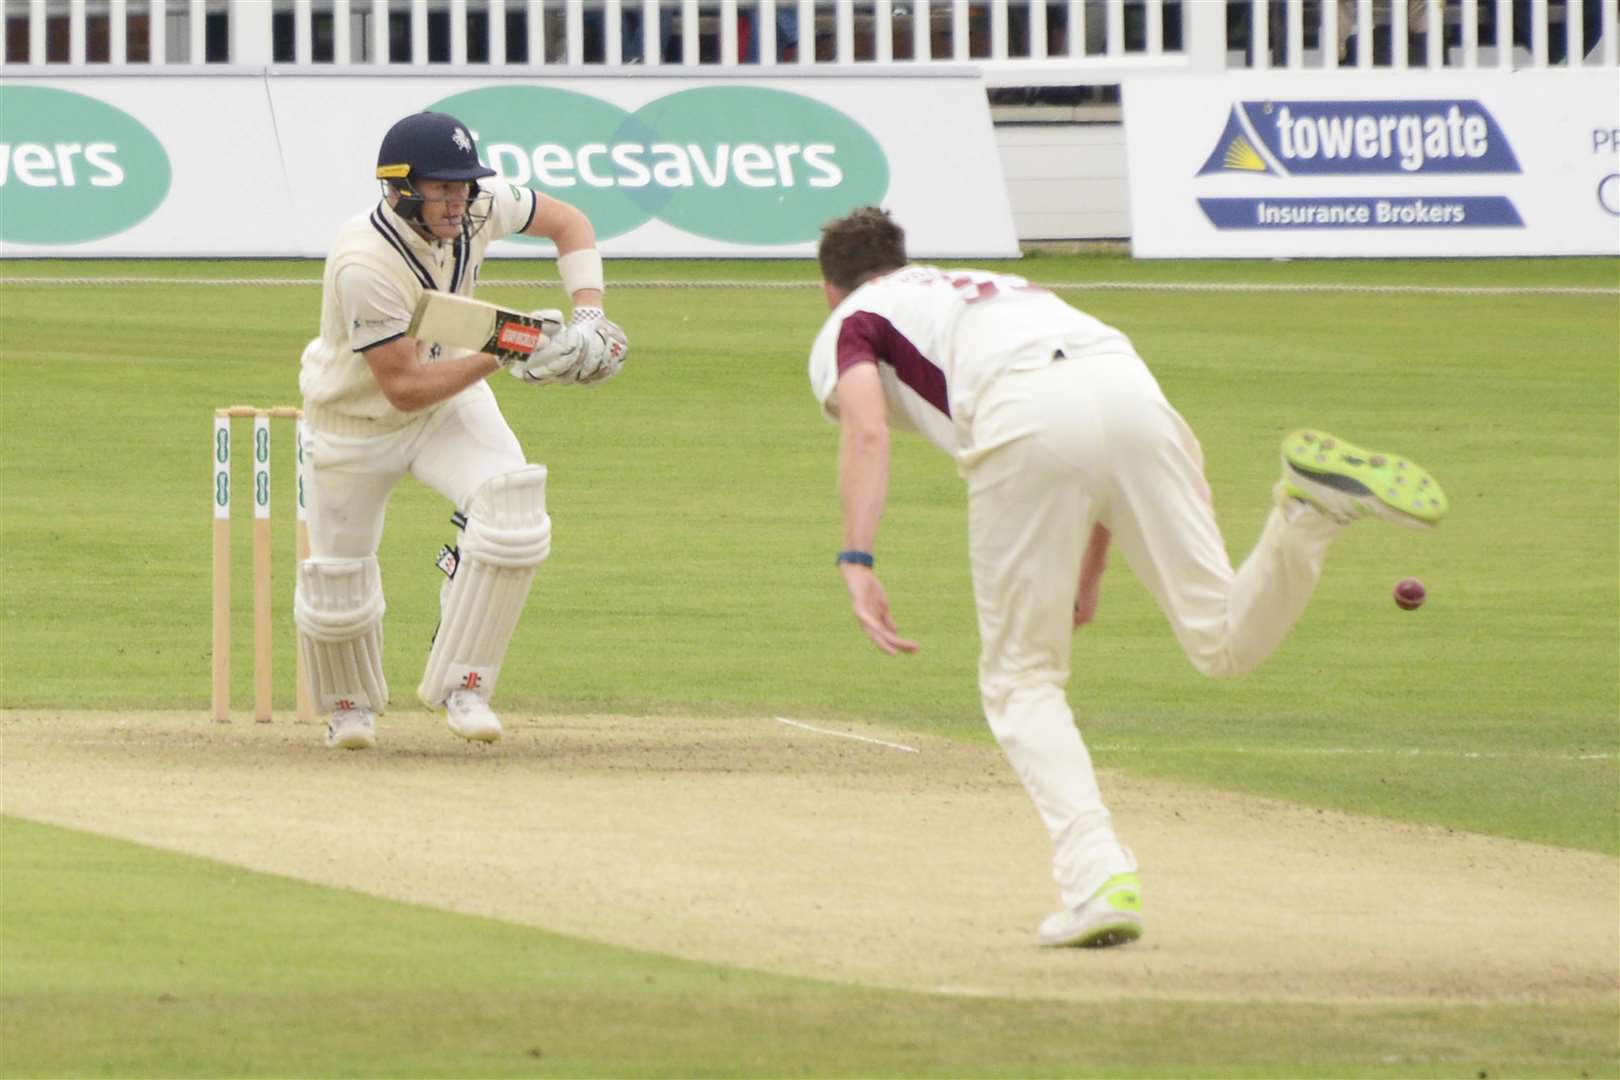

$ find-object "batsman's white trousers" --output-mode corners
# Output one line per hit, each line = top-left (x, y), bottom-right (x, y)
(964, 351), (1340, 909)
(301, 388), (526, 560)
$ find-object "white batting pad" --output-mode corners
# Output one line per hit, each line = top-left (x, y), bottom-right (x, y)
(417, 465), (551, 708)
(295, 556), (388, 713)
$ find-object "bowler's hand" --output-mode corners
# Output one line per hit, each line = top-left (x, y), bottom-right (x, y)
(1073, 522), (1110, 628)
(841, 565), (919, 655)
(1073, 576), (1101, 628)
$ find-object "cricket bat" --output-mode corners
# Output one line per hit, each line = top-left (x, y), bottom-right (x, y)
(406, 292), (553, 363)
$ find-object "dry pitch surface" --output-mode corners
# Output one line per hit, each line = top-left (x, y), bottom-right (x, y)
(2, 710), (1615, 1005)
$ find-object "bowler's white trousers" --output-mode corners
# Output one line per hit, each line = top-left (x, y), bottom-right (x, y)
(962, 352), (1341, 909)
(302, 389), (526, 560)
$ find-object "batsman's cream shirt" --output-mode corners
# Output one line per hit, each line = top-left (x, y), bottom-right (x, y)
(299, 180), (538, 435)
(807, 266), (1136, 467)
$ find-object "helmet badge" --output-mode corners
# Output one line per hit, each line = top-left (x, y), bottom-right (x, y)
(452, 127), (473, 153)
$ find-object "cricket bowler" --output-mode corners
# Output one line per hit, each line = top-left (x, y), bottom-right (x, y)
(807, 207), (1447, 947)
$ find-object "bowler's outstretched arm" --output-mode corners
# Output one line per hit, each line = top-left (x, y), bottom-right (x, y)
(834, 361), (918, 656)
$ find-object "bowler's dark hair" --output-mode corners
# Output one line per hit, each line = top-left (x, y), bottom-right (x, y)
(818, 207), (907, 292)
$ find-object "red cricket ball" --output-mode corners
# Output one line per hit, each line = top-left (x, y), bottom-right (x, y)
(1394, 577), (1426, 611)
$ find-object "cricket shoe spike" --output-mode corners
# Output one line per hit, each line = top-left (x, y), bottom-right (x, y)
(1279, 429), (1448, 529)
(326, 707), (377, 751)
(1037, 871), (1144, 948)
(445, 689), (502, 743)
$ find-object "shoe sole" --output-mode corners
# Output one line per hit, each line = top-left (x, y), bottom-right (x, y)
(325, 731), (376, 750)
(449, 725), (501, 743)
(1282, 429), (1447, 528)
(445, 712), (502, 743)
(1077, 922), (1144, 949)
(1039, 914), (1145, 949)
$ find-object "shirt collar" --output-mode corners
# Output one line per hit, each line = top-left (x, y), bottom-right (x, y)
(378, 198), (452, 254)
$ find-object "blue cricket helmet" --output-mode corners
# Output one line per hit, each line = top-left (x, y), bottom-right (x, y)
(375, 112), (496, 234)
(376, 111), (495, 184)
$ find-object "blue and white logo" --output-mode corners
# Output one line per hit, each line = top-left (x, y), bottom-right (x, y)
(1198, 99), (1522, 177)
(1193, 97), (1526, 232)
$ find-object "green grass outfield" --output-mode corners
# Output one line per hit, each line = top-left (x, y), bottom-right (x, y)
(2, 254), (1617, 1077)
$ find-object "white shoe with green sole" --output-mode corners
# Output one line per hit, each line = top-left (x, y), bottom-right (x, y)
(1037, 871), (1144, 948)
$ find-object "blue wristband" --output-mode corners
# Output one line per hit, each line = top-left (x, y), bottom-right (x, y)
(836, 550), (875, 568)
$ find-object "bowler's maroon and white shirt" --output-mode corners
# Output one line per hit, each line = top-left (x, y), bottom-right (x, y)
(808, 265), (1134, 460)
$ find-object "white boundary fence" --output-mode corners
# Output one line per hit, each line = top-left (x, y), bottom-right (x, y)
(2, 0), (1615, 79)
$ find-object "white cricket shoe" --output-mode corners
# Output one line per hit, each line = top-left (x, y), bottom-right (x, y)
(325, 707), (377, 751)
(1036, 871), (1144, 948)
(445, 689), (502, 743)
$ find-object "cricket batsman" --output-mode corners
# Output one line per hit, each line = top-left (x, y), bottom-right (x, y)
(295, 110), (628, 750)
(807, 207), (1447, 947)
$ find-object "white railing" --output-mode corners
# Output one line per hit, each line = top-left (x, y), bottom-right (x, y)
(1, 0), (1615, 77)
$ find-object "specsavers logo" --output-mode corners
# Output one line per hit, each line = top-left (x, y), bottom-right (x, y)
(430, 85), (889, 243)
(0, 86), (172, 244)
(1198, 99), (1522, 177)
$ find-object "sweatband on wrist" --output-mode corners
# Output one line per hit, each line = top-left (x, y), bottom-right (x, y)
(835, 550), (875, 568)
(556, 248), (605, 298)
